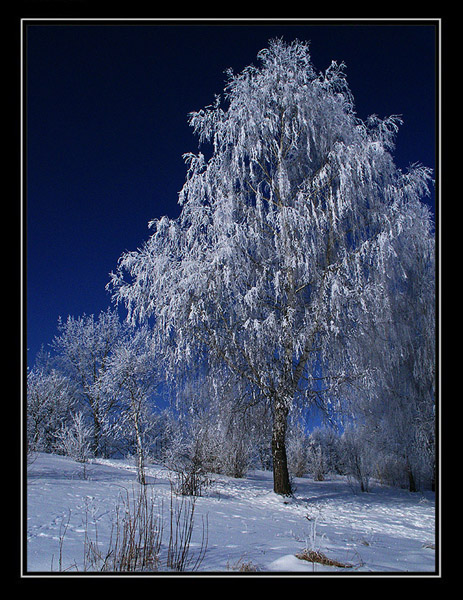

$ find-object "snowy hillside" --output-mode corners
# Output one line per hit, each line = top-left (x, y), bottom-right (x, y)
(25, 453), (436, 575)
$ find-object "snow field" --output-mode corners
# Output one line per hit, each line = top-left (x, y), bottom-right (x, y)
(25, 453), (436, 575)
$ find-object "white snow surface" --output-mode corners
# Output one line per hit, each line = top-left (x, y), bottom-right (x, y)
(25, 453), (437, 576)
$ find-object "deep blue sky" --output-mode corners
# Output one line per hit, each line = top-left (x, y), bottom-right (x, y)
(25, 20), (438, 365)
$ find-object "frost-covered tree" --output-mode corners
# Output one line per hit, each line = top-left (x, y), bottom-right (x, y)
(286, 422), (310, 478)
(27, 367), (75, 453)
(340, 425), (375, 492)
(304, 426), (343, 481)
(100, 326), (158, 484)
(387, 199), (435, 490)
(109, 39), (433, 495)
(354, 198), (436, 491)
(163, 373), (255, 479)
(52, 308), (130, 456)
(53, 411), (92, 470)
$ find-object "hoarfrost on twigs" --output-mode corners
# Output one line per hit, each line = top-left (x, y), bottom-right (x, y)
(108, 39), (434, 495)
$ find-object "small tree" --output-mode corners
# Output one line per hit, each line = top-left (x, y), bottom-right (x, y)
(52, 308), (130, 456)
(307, 426), (343, 479)
(287, 422), (309, 478)
(27, 367), (75, 453)
(218, 416), (255, 478)
(102, 326), (158, 485)
(340, 425), (374, 492)
(307, 444), (327, 482)
(54, 411), (92, 477)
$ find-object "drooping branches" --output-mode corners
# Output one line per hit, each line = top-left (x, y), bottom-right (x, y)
(109, 39), (434, 494)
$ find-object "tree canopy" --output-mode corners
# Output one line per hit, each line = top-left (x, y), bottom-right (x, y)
(109, 39), (434, 494)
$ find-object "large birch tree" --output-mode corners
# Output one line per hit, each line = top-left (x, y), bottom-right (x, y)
(109, 39), (433, 495)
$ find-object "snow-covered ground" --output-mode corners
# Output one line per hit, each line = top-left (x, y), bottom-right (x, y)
(25, 453), (437, 576)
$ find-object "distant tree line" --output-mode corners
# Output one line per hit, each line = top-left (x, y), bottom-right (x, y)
(27, 307), (435, 493)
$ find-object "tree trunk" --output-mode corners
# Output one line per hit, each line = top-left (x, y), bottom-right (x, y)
(131, 393), (146, 485)
(271, 399), (292, 496)
(92, 414), (101, 457)
(407, 464), (417, 493)
(134, 416), (146, 485)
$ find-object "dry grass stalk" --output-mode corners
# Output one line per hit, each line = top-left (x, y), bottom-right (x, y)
(295, 549), (353, 569)
(228, 557), (259, 572)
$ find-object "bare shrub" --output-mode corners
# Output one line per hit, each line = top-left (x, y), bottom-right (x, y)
(84, 486), (163, 572)
(82, 484), (207, 572)
(171, 460), (213, 497)
(54, 412), (92, 479)
(166, 486), (208, 571)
